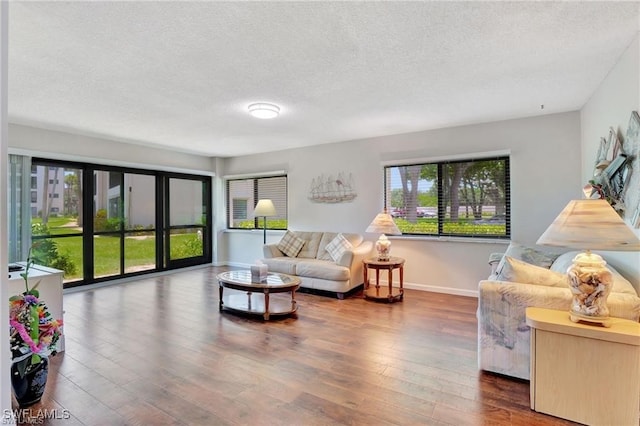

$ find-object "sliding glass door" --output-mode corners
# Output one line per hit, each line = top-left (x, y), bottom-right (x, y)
(124, 173), (157, 273)
(166, 175), (210, 267)
(92, 170), (159, 279)
(30, 163), (84, 284)
(28, 158), (212, 287)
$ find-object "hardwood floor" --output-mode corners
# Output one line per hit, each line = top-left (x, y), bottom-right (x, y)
(12, 266), (578, 425)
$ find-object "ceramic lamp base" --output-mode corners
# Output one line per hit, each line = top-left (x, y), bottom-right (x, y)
(375, 234), (391, 261)
(567, 251), (612, 323)
(569, 311), (613, 328)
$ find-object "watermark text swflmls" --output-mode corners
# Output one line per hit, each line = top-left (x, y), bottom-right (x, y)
(2, 408), (71, 424)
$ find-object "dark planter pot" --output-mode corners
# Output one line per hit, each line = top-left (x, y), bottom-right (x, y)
(11, 357), (48, 407)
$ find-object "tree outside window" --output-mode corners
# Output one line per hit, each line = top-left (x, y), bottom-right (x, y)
(384, 157), (510, 238)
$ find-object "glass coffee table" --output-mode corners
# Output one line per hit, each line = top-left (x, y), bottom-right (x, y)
(217, 270), (301, 320)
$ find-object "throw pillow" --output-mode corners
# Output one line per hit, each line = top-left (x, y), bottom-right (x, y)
(496, 256), (568, 287)
(277, 230), (305, 258)
(494, 242), (562, 276)
(325, 233), (353, 262)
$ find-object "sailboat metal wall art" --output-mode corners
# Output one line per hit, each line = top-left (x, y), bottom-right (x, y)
(308, 172), (357, 203)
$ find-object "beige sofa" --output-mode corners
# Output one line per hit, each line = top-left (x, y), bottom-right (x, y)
(261, 231), (373, 299)
(478, 243), (640, 380)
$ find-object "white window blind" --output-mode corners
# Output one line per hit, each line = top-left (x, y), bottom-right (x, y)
(384, 156), (510, 238)
(226, 175), (287, 229)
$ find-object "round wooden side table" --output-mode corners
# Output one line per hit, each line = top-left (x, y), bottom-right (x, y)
(362, 256), (405, 302)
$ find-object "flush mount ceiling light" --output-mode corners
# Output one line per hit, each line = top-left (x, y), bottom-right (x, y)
(247, 102), (280, 119)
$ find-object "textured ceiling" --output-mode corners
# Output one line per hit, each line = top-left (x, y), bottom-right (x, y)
(7, 1), (640, 157)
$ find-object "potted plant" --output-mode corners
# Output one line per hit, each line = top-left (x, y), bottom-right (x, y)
(9, 253), (63, 407)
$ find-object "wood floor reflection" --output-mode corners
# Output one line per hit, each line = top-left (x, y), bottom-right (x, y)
(13, 266), (578, 425)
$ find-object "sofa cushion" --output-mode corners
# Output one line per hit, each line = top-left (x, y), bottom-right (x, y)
(317, 232), (364, 261)
(293, 231), (323, 259)
(260, 257), (301, 275)
(324, 233), (353, 262)
(550, 251), (638, 296)
(495, 242), (562, 276)
(277, 231), (305, 258)
(295, 259), (351, 281)
(496, 256), (568, 287)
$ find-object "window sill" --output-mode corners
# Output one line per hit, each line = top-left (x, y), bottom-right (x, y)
(388, 235), (511, 245)
(223, 228), (286, 235)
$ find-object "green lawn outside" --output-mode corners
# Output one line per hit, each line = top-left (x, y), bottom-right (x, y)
(234, 219), (288, 229)
(33, 217), (202, 281)
(32, 216), (83, 236)
(233, 216), (505, 236)
(391, 217), (506, 236)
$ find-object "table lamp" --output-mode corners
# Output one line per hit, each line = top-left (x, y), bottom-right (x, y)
(536, 199), (640, 326)
(366, 210), (402, 261)
(253, 199), (276, 244)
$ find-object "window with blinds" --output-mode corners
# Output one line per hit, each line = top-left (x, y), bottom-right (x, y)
(226, 175), (288, 230)
(384, 156), (510, 238)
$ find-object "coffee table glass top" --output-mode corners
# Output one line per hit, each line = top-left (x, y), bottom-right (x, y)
(217, 270), (300, 288)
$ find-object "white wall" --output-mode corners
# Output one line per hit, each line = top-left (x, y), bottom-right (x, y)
(221, 112), (582, 296)
(581, 33), (640, 289)
(0, 0), (11, 417)
(8, 123), (215, 174)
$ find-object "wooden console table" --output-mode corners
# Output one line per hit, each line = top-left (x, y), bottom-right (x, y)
(526, 307), (640, 425)
(362, 257), (404, 302)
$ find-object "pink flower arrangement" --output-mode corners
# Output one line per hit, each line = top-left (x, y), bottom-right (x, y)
(9, 256), (63, 378)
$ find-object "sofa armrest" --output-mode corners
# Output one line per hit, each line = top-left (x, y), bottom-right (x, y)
(479, 280), (572, 322)
(607, 293), (640, 321)
(336, 241), (373, 268)
(336, 241), (373, 287)
(478, 280), (572, 352)
(488, 252), (504, 275)
(478, 280), (640, 343)
(263, 244), (284, 258)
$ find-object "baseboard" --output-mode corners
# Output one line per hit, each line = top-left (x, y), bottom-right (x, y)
(224, 261), (252, 268)
(399, 281), (478, 298)
(63, 263), (213, 294)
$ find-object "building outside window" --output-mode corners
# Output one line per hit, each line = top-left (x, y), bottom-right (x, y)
(226, 175), (287, 230)
(233, 198), (248, 220)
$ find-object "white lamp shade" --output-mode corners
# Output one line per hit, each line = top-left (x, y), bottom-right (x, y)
(366, 212), (401, 235)
(536, 199), (640, 251)
(253, 199), (277, 217)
